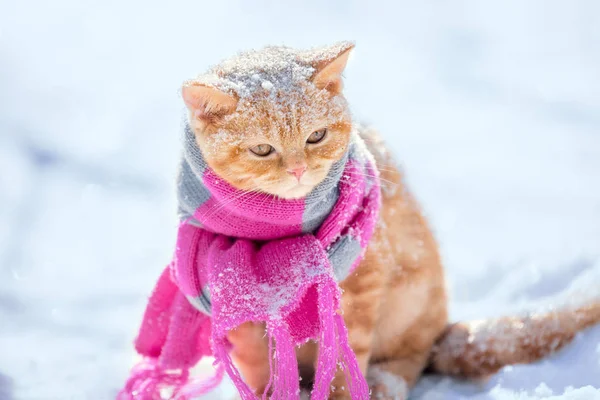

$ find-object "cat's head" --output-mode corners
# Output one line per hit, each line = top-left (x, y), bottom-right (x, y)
(182, 42), (355, 199)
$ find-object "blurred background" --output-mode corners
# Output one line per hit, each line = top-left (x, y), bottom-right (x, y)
(1, 1), (599, 399)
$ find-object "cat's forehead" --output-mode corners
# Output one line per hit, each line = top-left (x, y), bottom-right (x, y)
(213, 47), (314, 98)
(196, 42), (353, 99)
(221, 97), (331, 143)
(224, 88), (347, 142)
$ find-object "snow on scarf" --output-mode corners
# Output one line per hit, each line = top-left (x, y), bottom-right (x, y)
(118, 123), (381, 400)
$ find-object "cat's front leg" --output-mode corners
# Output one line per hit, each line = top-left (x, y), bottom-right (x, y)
(227, 321), (272, 396)
(328, 246), (387, 399)
(328, 349), (372, 399)
(367, 284), (447, 400)
(366, 363), (412, 400)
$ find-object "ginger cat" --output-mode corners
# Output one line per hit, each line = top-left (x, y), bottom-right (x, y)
(181, 42), (600, 399)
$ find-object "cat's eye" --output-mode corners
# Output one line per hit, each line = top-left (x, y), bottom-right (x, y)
(250, 144), (274, 157)
(307, 128), (327, 144)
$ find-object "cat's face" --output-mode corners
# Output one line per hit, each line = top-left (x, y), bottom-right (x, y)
(182, 43), (354, 199)
(191, 89), (352, 199)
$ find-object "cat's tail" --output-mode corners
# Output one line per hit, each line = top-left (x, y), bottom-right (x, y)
(428, 300), (600, 378)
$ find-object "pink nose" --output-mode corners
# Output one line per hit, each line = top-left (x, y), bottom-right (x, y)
(287, 166), (306, 181)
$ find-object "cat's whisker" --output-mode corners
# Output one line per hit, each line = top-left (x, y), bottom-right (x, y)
(319, 168), (395, 186)
(374, 165), (402, 174)
(220, 189), (266, 220)
(342, 170), (400, 188)
(200, 186), (264, 221)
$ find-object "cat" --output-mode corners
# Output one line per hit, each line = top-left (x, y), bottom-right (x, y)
(180, 42), (600, 399)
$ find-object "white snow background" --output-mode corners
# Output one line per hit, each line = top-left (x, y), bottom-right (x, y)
(1, 1), (599, 399)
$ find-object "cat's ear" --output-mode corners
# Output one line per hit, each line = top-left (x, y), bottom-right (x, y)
(311, 43), (355, 94)
(181, 82), (238, 123)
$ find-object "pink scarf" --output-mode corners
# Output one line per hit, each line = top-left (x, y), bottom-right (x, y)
(118, 126), (380, 399)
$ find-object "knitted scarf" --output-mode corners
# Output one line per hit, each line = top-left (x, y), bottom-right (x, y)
(118, 124), (381, 400)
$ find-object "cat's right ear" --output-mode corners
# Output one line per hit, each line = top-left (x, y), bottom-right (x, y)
(181, 82), (238, 123)
(311, 42), (355, 94)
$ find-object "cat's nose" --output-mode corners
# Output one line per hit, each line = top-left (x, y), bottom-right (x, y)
(287, 166), (307, 181)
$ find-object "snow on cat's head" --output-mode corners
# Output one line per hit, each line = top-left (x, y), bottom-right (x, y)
(182, 42), (354, 199)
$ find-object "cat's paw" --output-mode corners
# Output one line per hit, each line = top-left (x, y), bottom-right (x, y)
(367, 366), (408, 400)
(300, 388), (311, 400)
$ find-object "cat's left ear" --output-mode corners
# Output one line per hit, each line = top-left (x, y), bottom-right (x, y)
(311, 42), (355, 94)
(181, 81), (238, 123)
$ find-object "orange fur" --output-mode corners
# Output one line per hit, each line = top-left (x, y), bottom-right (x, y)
(430, 301), (600, 378)
(182, 43), (600, 399)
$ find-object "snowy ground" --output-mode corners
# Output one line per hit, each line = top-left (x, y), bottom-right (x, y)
(1, 1), (599, 399)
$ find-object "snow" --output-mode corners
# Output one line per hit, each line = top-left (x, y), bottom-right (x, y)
(261, 81), (274, 92)
(194, 41), (352, 100)
(1, 1), (599, 399)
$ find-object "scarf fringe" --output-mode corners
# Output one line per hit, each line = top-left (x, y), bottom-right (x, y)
(117, 358), (225, 400)
(213, 337), (257, 399)
(269, 324), (300, 400)
(212, 325), (302, 400)
(334, 314), (370, 399)
(209, 281), (370, 400)
(312, 281), (370, 400)
(119, 268), (221, 400)
(117, 358), (189, 400)
(175, 362), (225, 399)
(312, 282), (338, 399)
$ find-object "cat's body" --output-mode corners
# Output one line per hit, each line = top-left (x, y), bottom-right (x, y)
(180, 42), (600, 399)
(227, 126), (447, 399)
